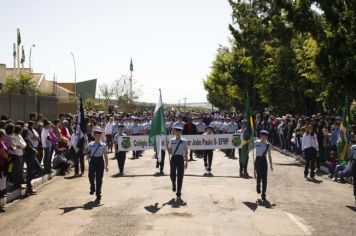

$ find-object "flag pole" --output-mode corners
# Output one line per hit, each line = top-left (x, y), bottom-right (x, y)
(17, 28), (20, 74)
(160, 89), (171, 163)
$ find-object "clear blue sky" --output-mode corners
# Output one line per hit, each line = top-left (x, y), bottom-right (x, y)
(0, 0), (232, 103)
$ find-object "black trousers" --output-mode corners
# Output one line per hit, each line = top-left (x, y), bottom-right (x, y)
(255, 156), (268, 197)
(156, 150), (166, 172)
(170, 155), (184, 197)
(239, 149), (248, 174)
(88, 156), (104, 197)
(204, 150), (213, 171)
(352, 161), (356, 198)
(106, 135), (113, 152)
(304, 147), (316, 178)
(116, 151), (126, 173)
(74, 149), (85, 175)
(132, 134), (141, 158)
(24, 156), (35, 188)
(11, 155), (23, 189)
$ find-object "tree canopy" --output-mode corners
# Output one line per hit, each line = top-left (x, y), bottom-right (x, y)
(204, 0), (356, 114)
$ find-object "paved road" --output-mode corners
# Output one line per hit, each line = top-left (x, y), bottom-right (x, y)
(0, 149), (355, 236)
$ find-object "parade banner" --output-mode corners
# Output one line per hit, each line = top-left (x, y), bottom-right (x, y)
(118, 133), (242, 151)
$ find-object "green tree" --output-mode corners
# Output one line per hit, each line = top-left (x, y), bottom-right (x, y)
(5, 73), (39, 95)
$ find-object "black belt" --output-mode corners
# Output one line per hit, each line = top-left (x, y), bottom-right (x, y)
(172, 155), (183, 158)
(91, 155), (104, 158)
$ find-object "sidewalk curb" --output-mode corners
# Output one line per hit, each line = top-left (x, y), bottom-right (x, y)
(272, 146), (330, 173)
(272, 147), (353, 183)
(2, 169), (61, 205)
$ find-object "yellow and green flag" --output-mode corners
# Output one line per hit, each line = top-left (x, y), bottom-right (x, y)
(241, 93), (254, 164)
(337, 97), (350, 162)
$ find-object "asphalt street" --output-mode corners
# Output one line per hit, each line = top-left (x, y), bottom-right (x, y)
(0, 149), (355, 236)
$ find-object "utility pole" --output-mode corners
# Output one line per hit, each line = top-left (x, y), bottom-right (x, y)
(70, 52), (77, 98)
(29, 44), (35, 73)
(129, 58), (133, 102)
(182, 97), (187, 111)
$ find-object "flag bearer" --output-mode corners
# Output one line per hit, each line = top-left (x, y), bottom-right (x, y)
(84, 127), (109, 203)
(167, 125), (188, 200)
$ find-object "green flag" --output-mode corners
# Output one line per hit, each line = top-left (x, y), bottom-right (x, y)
(17, 28), (21, 46)
(149, 91), (166, 162)
(21, 45), (25, 64)
(13, 43), (16, 58)
(241, 93), (254, 165)
(130, 58), (133, 72)
(337, 97), (350, 162)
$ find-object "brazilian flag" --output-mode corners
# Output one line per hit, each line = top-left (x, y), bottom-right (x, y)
(337, 97), (350, 162)
(241, 93), (254, 164)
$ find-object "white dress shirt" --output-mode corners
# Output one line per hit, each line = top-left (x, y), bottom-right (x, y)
(12, 134), (27, 156)
(302, 134), (319, 151)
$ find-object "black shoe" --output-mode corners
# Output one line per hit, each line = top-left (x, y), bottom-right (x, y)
(160, 171), (164, 176)
(262, 195), (267, 201)
(118, 172), (124, 176)
(256, 185), (261, 194)
(95, 196), (101, 203)
(156, 163), (159, 168)
(90, 189), (95, 195)
(172, 185), (176, 192)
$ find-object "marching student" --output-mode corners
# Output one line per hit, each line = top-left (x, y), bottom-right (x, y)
(84, 127), (109, 203)
(167, 125), (188, 200)
(225, 118), (238, 159)
(114, 125), (127, 176)
(130, 118), (142, 159)
(203, 125), (215, 175)
(195, 116), (206, 158)
(252, 130), (273, 201)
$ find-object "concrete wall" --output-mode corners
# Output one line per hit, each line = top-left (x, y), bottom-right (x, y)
(0, 95), (57, 121)
(0, 64), (6, 85)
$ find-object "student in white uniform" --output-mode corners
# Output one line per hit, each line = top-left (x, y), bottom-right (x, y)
(167, 125), (188, 200)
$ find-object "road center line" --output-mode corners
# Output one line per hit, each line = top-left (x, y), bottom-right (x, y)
(284, 212), (312, 235)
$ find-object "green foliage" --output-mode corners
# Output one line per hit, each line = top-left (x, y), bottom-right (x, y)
(5, 73), (39, 95)
(205, 0), (356, 114)
(351, 101), (356, 124)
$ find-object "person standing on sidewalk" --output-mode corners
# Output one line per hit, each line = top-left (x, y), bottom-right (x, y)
(349, 136), (356, 206)
(302, 124), (319, 181)
(253, 130), (273, 201)
(168, 125), (188, 201)
(84, 127), (109, 203)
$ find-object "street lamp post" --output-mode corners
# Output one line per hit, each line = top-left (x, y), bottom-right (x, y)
(29, 44), (35, 72)
(70, 52), (77, 98)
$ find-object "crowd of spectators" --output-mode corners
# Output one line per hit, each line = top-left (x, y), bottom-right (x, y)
(1, 108), (355, 208)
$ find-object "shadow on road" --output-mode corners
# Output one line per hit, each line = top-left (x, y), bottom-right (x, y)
(64, 175), (81, 180)
(275, 162), (304, 167)
(345, 205), (356, 212)
(243, 200), (276, 212)
(308, 178), (323, 184)
(185, 174), (239, 178)
(59, 201), (103, 215)
(111, 174), (154, 178)
(144, 203), (162, 214)
(144, 198), (187, 214)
